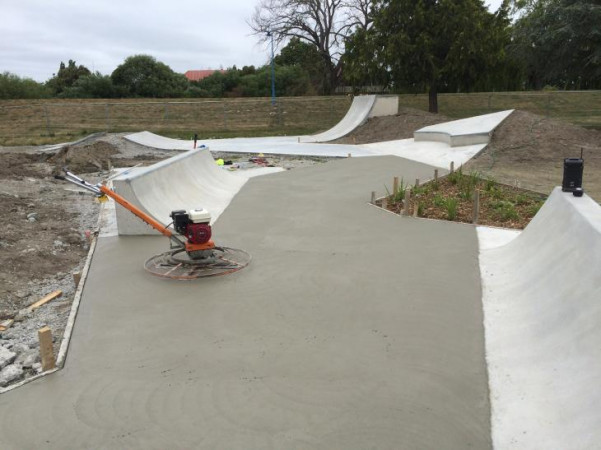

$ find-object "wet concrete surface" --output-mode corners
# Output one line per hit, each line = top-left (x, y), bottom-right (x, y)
(0, 156), (491, 449)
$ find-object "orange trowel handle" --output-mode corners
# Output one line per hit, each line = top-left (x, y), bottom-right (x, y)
(99, 185), (173, 238)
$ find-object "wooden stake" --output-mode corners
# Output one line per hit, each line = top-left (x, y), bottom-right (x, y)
(393, 177), (399, 195)
(434, 169), (439, 181)
(413, 201), (418, 217)
(38, 327), (56, 371)
(473, 191), (480, 224)
(347, 153), (351, 158)
(403, 189), (411, 216)
(450, 161), (455, 174)
(415, 178), (420, 188)
(371, 191), (376, 204)
(28, 290), (62, 312)
(73, 272), (82, 286)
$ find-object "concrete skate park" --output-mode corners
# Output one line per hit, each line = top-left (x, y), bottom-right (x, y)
(0, 96), (599, 449)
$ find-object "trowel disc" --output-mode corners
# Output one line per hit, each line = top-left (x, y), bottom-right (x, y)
(144, 246), (251, 280)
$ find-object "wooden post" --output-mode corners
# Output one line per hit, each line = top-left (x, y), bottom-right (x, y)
(38, 327), (56, 371)
(73, 271), (82, 286)
(415, 178), (420, 188)
(473, 191), (480, 224)
(434, 169), (439, 181)
(347, 153), (351, 158)
(450, 161), (455, 174)
(371, 191), (376, 204)
(403, 189), (411, 216)
(393, 177), (399, 195)
(413, 201), (418, 218)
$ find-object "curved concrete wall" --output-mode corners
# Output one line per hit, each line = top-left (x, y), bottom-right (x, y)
(479, 187), (601, 448)
(113, 148), (247, 235)
(299, 95), (377, 143)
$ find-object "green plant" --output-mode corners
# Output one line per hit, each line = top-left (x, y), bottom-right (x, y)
(484, 177), (497, 192)
(433, 193), (446, 207)
(445, 197), (458, 220)
(417, 202), (425, 217)
(492, 200), (519, 221)
(527, 202), (543, 217)
(448, 167), (463, 185)
(515, 193), (529, 206)
(388, 178), (406, 203)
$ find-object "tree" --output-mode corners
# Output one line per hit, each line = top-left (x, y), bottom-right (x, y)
(0, 72), (51, 99)
(111, 55), (188, 98)
(46, 60), (91, 95)
(249, 0), (372, 94)
(275, 37), (327, 92)
(510, 0), (601, 89)
(61, 72), (116, 98)
(348, 0), (511, 112)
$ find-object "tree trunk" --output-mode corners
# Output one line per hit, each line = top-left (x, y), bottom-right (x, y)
(428, 84), (438, 114)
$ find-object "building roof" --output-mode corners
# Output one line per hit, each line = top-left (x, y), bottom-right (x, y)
(184, 70), (226, 82)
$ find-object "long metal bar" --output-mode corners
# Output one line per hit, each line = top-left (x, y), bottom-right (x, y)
(98, 185), (174, 238)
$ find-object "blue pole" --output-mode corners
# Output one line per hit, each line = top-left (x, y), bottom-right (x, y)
(268, 31), (276, 105)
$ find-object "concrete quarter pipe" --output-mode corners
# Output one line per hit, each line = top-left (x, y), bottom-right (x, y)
(479, 187), (601, 449)
(113, 148), (246, 235)
(299, 95), (398, 143)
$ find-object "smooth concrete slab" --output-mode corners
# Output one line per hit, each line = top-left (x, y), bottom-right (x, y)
(414, 110), (513, 147)
(479, 187), (601, 449)
(0, 156), (491, 449)
(364, 138), (486, 169)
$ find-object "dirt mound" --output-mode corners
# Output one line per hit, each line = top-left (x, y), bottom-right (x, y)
(49, 141), (120, 173)
(332, 107), (450, 145)
(465, 110), (601, 200)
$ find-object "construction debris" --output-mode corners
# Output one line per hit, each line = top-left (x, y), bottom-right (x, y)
(28, 290), (62, 312)
(0, 319), (14, 332)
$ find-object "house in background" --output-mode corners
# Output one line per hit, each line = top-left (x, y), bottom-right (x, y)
(184, 70), (226, 82)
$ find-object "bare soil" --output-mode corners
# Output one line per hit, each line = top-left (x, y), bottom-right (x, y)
(465, 110), (601, 201)
(332, 107), (450, 144)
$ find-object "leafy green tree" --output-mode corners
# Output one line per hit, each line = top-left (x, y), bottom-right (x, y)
(61, 72), (116, 98)
(348, 0), (511, 112)
(275, 37), (327, 93)
(111, 55), (188, 97)
(0, 72), (51, 99)
(510, 0), (601, 89)
(46, 60), (91, 95)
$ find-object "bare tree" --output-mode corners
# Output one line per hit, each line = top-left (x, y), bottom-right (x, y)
(249, 0), (371, 94)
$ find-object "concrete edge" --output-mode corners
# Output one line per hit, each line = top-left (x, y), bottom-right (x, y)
(0, 202), (103, 395)
(414, 110), (515, 148)
(39, 132), (108, 154)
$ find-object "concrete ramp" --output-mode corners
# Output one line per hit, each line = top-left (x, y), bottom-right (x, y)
(125, 131), (200, 151)
(415, 110), (513, 147)
(479, 187), (601, 449)
(113, 148), (247, 235)
(299, 95), (398, 143)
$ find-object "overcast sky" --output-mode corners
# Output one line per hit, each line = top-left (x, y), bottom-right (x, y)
(2, 0), (505, 83)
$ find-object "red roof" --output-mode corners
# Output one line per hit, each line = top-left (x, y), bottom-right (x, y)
(184, 70), (226, 82)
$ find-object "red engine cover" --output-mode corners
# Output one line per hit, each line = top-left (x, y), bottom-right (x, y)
(185, 223), (212, 244)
